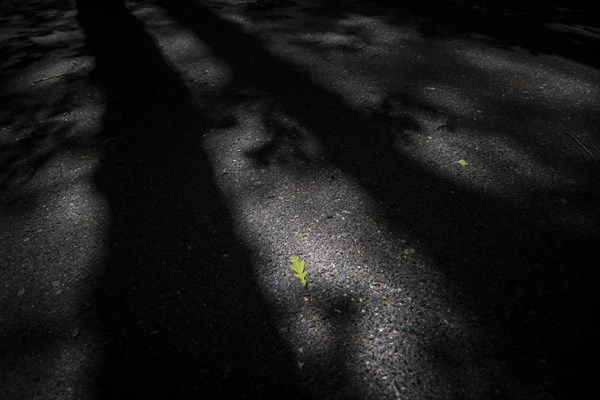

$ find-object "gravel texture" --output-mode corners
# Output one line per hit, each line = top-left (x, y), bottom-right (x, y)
(1, 0), (599, 399)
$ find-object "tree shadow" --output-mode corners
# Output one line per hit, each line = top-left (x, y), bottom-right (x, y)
(293, 0), (600, 69)
(76, 0), (312, 398)
(156, 0), (600, 397)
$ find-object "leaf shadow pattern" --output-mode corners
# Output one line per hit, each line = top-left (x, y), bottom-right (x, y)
(157, 0), (600, 397)
(245, 104), (318, 166)
(0, 0), (76, 72)
(0, 121), (71, 189)
(0, 0), (92, 190)
(309, 0), (600, 69)
(76, 0), (312, 398)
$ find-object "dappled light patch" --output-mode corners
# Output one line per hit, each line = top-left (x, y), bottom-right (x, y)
(0, 148), (107, 399)
(132, 5), (235, 92)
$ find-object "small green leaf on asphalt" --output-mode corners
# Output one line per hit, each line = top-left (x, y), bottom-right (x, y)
(289, 256), (307, 287)
(458, 159), (469, 167)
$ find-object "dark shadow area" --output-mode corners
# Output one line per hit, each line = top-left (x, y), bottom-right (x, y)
(75, 0), (311, 398)
(301, 0), (600, 69)
(156, 0), (600, 397)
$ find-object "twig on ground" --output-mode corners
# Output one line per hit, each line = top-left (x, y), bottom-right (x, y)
(565, 132), (596, 160)
(369, 53), (381, 60)
(28, 122), (39, 136)
(33, 72), (75, 84)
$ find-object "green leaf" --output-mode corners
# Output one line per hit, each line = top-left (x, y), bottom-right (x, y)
(458, 159), (469, 167)
(289, 255), (308, 288)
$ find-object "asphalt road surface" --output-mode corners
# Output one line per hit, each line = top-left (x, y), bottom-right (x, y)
(1, 1), (599, 399)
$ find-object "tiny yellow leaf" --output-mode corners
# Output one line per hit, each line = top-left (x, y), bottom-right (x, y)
(458, 159), (469, 167)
